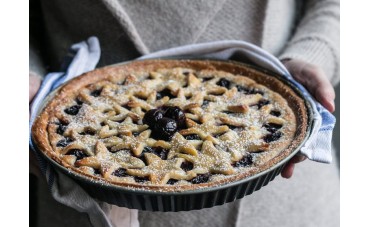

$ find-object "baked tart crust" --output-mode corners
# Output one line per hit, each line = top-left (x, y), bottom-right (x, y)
(31, 59), (308, 192)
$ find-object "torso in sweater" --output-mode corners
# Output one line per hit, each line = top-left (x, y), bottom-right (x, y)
(35, 0), (297, 69)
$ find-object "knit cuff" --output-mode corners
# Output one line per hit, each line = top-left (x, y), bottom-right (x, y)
(279, 36), (339, 86)
(30, 44), (47, 78)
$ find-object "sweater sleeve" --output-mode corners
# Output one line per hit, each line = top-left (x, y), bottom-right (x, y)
(30, 0), (47, 77)
(279, 0), (340, 85)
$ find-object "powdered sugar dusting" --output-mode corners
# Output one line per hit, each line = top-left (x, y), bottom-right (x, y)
(47, 65), (296, 189)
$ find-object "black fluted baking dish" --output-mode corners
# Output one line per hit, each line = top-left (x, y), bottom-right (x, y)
(31, 59), (314, 211)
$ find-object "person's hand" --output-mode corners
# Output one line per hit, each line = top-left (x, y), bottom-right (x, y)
(29, 72), (41, 103)
(29, 72), (43, 178)
(280, 59), (336, 178)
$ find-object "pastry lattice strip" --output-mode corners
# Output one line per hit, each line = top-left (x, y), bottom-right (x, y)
(49, 67), (290, 185)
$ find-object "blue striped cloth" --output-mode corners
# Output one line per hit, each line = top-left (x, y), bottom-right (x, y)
(29, 37), (336, 226)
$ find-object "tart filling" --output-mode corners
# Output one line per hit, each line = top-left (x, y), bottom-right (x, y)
(32, 60), (307, 191)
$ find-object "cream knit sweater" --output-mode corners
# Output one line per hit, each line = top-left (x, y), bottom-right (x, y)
(30, 0), (339, 84)
(29, 1), (340, 226)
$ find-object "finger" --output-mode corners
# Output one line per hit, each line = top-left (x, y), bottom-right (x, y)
(289, 154), (307, 164)
(301, 66), (336, 113)
(280, 154), (306, 178)
(29, 73), (41, 103)
(283, 60), (336, 113)
(281, 161), (295, 179)
(313, 80), (336, 113)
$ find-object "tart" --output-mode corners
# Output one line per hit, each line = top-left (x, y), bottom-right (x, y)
(31, 59), (308, 192)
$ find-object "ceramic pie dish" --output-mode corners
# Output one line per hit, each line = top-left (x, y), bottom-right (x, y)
(31, 59), (313, 211)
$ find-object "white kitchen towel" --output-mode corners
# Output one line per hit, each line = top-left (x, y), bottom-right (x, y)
(29, 37), (336, 227)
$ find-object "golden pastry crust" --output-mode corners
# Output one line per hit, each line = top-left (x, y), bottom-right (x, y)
(31, 59), (308, 192)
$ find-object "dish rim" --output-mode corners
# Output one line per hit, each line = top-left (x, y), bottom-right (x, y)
(31, 58), (315, 196)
